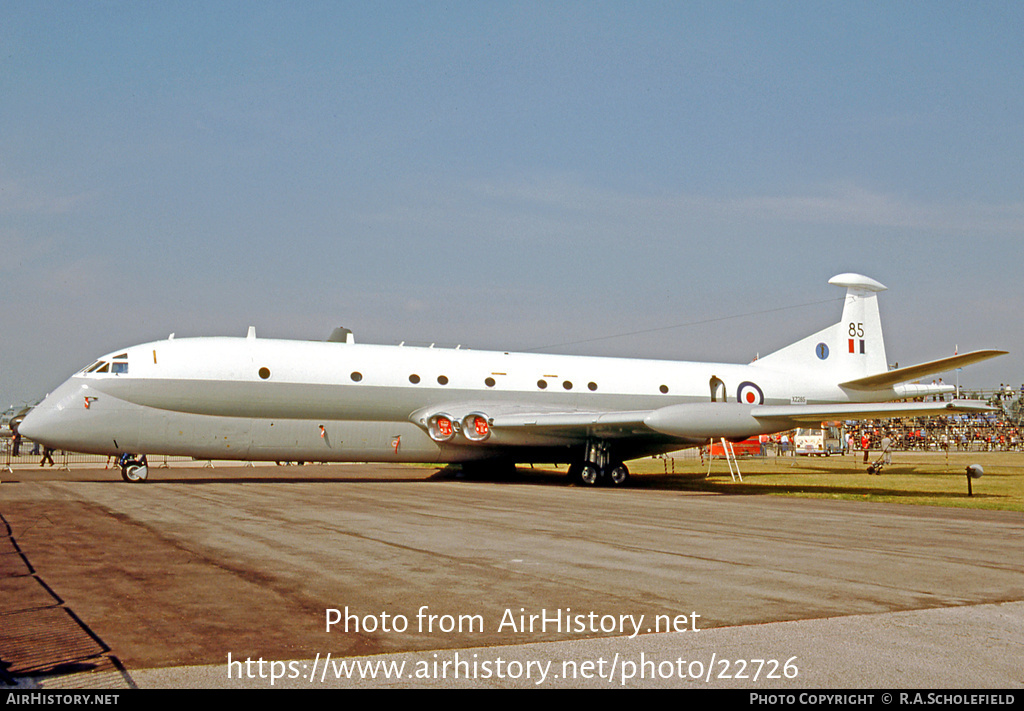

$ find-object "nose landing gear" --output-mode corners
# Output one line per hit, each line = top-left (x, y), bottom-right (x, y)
(119, 453), (149, 483)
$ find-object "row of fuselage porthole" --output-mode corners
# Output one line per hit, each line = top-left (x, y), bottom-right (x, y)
(256, 366), (674, 395)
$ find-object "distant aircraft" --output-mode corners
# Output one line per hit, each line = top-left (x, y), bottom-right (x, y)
(19, 273), (1005, 484)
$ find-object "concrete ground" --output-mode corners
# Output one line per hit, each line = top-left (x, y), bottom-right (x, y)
(1, 461), (1021, 689)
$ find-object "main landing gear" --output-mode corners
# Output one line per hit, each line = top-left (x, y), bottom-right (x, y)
(568, 441), (630, 487)
(119, 453), (149, 483)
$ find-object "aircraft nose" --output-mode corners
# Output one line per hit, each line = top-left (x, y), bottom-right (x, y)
(16, 378), (91, 449)
(15, 376), (141, 455)
(18, 396), (63, 446)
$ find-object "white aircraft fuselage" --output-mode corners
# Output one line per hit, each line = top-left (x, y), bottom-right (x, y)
(19, 274), (1004, 483)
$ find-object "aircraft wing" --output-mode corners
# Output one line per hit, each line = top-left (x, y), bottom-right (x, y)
(748, 399), (995, 423)
(481, 399), (994, 444)
(839, 350), (1007, 391)
(489, 409), (655, 441)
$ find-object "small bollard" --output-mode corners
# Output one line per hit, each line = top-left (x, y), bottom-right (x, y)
(965, 464), (983, 497)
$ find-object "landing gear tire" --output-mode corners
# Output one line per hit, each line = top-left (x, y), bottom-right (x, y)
(579, 463), (602, 487)
(606, 462), (629, 487)
(121, 460), (149, 483)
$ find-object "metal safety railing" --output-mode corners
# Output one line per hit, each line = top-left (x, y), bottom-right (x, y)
(2, 438), (198, 471)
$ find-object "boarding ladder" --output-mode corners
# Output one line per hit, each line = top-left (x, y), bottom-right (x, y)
(706, 438), (743, 482)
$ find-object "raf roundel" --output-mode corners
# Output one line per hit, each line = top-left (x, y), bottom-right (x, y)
(736, 381), (764, 405)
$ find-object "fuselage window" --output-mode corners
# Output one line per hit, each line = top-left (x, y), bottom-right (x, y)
(409, 374), (421, 384)
(537, 379), (548, 389)
(484, 377), (496, 387)
(659, 384), (669, 394)
(259, 367), (271, 380)
(437, 375), (449, 385)
(588, 382), (598, 391)
(562, 380), (572, 390)
(351, 372), (363, 382)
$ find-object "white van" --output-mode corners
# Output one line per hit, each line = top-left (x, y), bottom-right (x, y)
(794, 426), (844, 456)
(794, 428), (827, 456)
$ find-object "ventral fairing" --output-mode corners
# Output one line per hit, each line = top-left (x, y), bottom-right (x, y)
(19, 274), (1005, 484)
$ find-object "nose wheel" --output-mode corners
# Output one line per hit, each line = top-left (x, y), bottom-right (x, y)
(120, 456), (149, 483)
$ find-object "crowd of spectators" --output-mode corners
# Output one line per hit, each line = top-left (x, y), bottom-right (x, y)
(852, 413), (1021, 452)
(754, 389), (1022, 456)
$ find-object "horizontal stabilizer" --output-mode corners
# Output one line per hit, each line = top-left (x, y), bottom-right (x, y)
(839, 350), (1007, 391)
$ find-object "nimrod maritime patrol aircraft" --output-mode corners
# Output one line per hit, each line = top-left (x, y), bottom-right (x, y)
(20, 274), (1005, 484)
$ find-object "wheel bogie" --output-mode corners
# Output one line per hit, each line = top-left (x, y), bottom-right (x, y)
(572, 460), (630, 487)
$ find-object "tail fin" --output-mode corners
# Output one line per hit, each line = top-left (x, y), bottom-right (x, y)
(753, 273), (888, 381)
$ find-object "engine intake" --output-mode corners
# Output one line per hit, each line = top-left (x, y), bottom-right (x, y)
(461, 413), (491, 442)
(426, 413), (458, 443)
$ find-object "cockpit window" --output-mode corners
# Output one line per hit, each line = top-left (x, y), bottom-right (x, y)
(82, 357), (128, 375)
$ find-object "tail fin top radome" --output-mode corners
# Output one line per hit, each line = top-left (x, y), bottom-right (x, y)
(753, 273), (888, 381)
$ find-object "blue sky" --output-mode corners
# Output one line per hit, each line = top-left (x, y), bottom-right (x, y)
(2, 1), (1022, 408)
